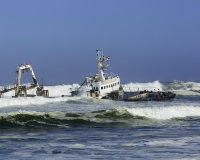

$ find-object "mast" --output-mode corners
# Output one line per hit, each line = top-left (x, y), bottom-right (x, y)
(96, 50), (110, 82)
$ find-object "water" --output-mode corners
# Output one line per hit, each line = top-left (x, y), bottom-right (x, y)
(1, 81), (200, 159)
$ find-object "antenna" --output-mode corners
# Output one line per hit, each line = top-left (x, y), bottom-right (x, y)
(108, 57), (112, 76)
(89, 71), (92, 77)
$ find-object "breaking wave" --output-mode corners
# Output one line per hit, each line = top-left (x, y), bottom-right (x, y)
(1, 81), (200, 108)
(163, 81), (200, 96)
(1, 81), (200, 98)
(164, 81), (200, 91)
(1, 105), (200, 129)
(1, 84), (80, 97)
(123, 81), (200, 96)
(126, 105), (200, 120)
(122, 80), (163, 92)
(0, 96), (73, 108)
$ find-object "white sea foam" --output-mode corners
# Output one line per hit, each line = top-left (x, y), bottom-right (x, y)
(77, 85), (91, 97)
(2, 81), (200, 98)
(1, 81), (200, 108)
(174, 90), (200, 96)
(163, 81), (200, 96)
(44, 84), (79, 97)
(122, 81), (200, 96)
(0, 84), (81, 108)
(171, 81), (200, 91)
(0, 84), (90, 108)
(122, 80), (163, 92)
(1, 105), (200, 121)
(1, 84), (80, 98)
(0, 96), (72, 108)
(125, 106), (200, 120)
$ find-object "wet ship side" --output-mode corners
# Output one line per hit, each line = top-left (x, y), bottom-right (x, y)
(102, 89), (176, 101)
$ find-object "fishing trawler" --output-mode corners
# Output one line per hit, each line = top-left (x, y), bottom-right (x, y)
(70, 50), (121, 98)
(84, 50), (120, 99)
(71, 50), (176, 101)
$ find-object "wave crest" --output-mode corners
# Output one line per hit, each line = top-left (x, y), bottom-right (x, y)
(1, 105), (200, 129)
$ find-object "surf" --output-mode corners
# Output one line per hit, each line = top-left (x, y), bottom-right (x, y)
(1, 105), (200, 129)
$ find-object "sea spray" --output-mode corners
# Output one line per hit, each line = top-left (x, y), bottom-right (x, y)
(126, 105), (200, 120)
(122, 80), (163, 92)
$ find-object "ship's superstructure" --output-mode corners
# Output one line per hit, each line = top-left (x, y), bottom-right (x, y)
(85, 50), (120, 99)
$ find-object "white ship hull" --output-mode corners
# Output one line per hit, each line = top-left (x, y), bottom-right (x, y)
(86, 76), (120, 99)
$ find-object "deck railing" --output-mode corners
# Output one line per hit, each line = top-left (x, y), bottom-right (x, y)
(122, 86), (162, 92)
(0, 83), (32, 92)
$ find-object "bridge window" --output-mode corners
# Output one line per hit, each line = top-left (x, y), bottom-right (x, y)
(101, 87), (103, 90)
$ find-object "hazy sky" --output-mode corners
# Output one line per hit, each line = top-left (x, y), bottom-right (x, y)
(0, 0), (200, 85)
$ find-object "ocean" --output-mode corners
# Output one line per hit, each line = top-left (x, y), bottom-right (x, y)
(1, 81), (200, 159)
